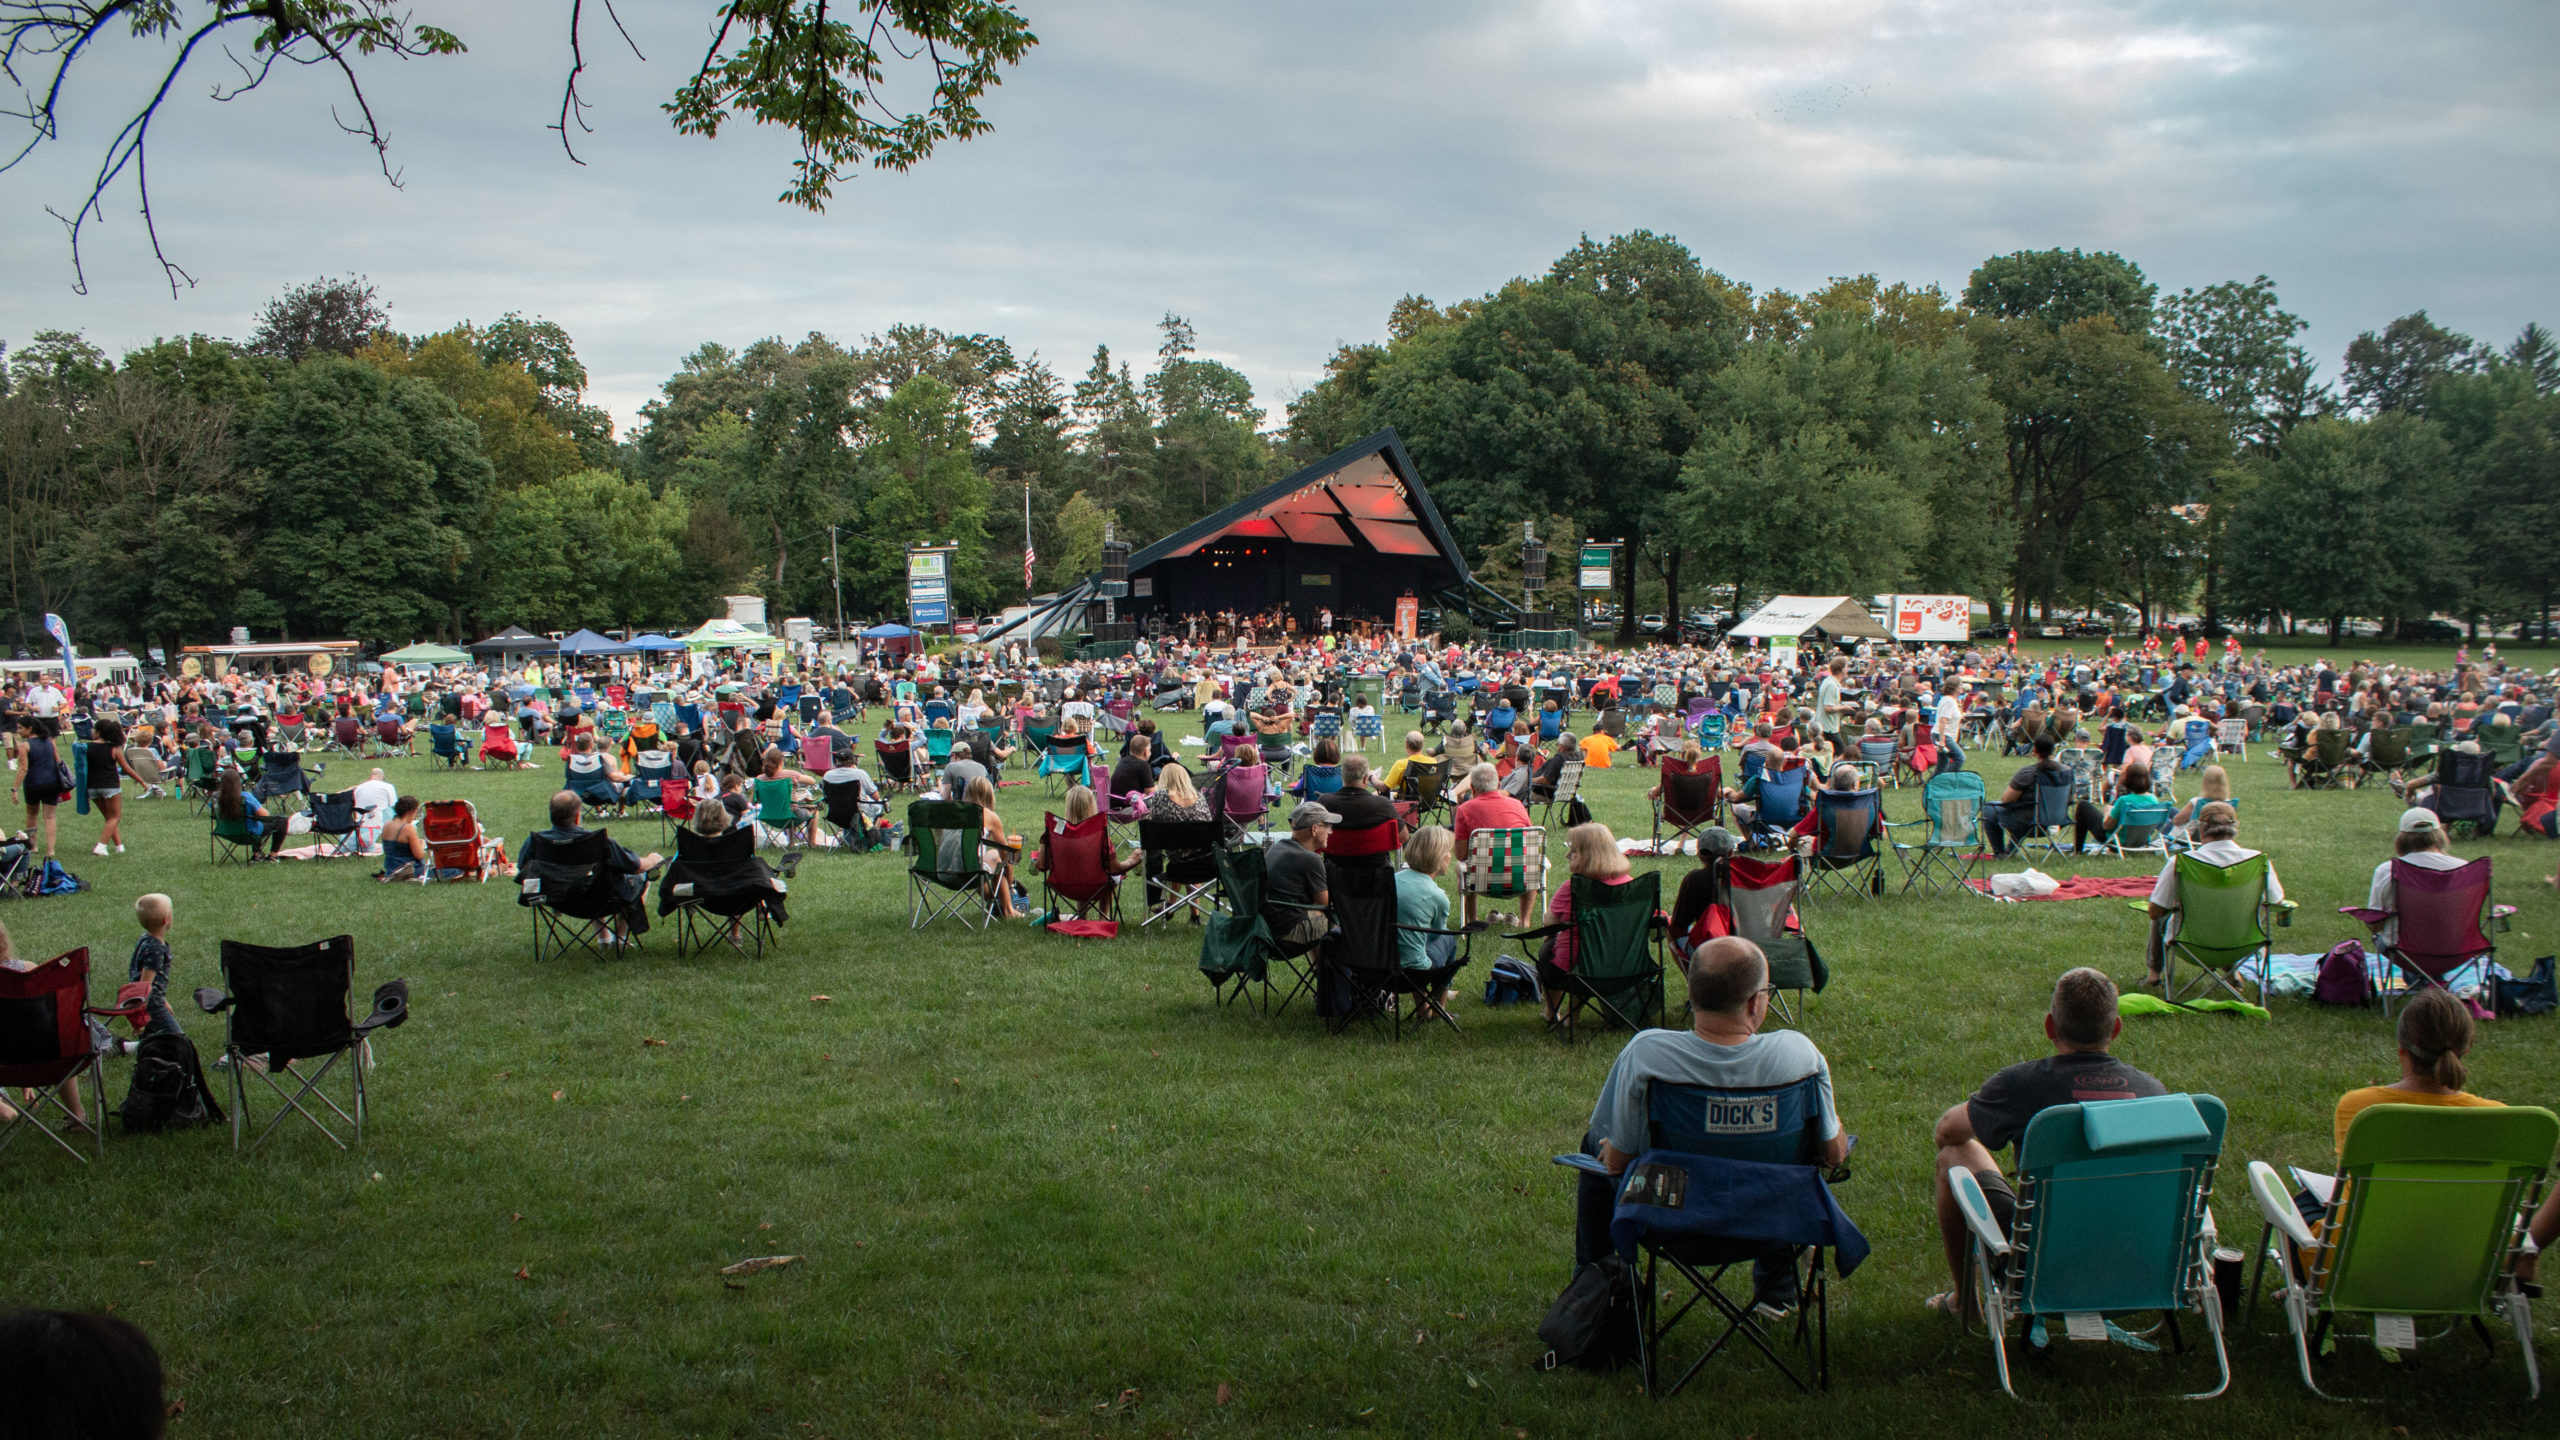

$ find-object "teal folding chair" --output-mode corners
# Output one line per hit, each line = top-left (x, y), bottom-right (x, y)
(2136, 853), (2293, 1007)
(1949, 1093), (2231, 1401)
(1889, 769), (1985, 895)
(2248, 1104), (2556, 1400)
(2104, 796), (2181, 859)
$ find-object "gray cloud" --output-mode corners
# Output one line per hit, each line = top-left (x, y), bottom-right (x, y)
(4, 1), (2553, 429)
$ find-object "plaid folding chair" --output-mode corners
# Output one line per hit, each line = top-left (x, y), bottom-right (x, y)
(197, 935), (409, 1153)
(909, 800), (999, 929)
(1652, 757), (1724, 855)
(2340, 855), (2508, 1018)
(2138, 852), (2294, 1006)
(1889, 770), (1985, 895)
(659, 823), (789, 959)
(1460, 825), (1546, 928)
(0, 949), (113, 1163)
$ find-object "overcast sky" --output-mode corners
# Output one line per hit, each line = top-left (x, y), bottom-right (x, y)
(4, 0), (2554, 431)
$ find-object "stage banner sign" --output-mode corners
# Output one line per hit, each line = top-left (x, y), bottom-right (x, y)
(1890, 594), (1970, 643)
(907, 549), (951, 627)
(1579, 545), (1614, 591)
(1395, 595), (1419, 641)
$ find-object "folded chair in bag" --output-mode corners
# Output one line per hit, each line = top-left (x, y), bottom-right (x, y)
(1553, 1074), (1866, 1396)
(1804, 788), (1887, 900)
(1889, 770), (1986, 896)
(1319, 860), (1468, 1038)
(1461, 826), (1546, 928)
(1509, 871), (1666, 1042)
(196, 935), (409, 1153)
(421, 799), (500, 881)
(305, 789), (363, 858)
(1038, 812), (1123, 930)
(1138, 819), (1222, 926)
(517, 830), (647, 960)
(658, 824), (789, 958)
(2340, 856), (2508, 1018)
(2247, 1104), (2557, 1400)
(0, 949), (114, 1163)
(908, 800), (998, 929)
(2139, 852), (2293, 1007)
(1950, 1093), (2231, 1401)
(1652, 758), (1724, 855)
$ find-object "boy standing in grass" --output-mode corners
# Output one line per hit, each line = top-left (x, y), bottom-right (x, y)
(128, 894), (182, 1042)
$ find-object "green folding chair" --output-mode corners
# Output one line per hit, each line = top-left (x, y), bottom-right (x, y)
(1507, 871), (1665, 1041)
(1198, 845), (1323, 1015)
(2135, 853), (2293, 1007)
(906, 800), (996, 930)
(210, 811), (259, 865)
(753, 777), (810, 848)
(1949, 1093), (2231, 1401)
(2247, 1104), (2558, 1400)
(1889, 769), (1985, 895)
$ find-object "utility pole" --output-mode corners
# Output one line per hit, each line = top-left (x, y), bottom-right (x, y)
(828, 525), (845, 652)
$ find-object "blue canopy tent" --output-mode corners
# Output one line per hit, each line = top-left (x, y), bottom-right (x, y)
(556, 628), (635, 657)
(859, 623), (916, 639)
(625, 633), (687, 652)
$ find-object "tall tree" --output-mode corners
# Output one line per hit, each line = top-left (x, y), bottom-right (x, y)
(247, 275), (391, 362)
(1963, 249), (2158, 334)
(2220, 415), (2461, 637)
(2340, 311), (2482, 416)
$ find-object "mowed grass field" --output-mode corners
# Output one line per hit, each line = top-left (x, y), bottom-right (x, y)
(3, 682), (2558, 1439)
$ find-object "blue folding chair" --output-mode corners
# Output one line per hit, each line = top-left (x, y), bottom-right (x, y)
(1752, 767), (1810, 846)
(1949, 1094), (2231, 1401)
(1804, 787), (1886, 900)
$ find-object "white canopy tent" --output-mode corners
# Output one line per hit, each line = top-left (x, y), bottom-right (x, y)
(1726, 595), (1892, 642)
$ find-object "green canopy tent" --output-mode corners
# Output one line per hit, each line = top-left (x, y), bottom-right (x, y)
(380, 643), (472, 666)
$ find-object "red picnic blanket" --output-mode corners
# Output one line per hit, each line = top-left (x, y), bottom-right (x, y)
(1964, 874), (2157, 902)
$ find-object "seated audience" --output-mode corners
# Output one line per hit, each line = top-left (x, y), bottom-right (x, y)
(1537, 821), (1632, 1025)
(2142, 801), (2281, 987)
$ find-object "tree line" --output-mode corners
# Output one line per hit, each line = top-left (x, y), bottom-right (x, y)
(4, 237), (2555, 658)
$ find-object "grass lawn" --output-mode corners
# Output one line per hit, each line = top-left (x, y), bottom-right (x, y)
(2, 715), (2556, 1439)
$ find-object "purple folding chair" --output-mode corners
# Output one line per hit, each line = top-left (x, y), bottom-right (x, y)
(2340, 856), (2508, 1017)
(1216, 761), (1270, 841)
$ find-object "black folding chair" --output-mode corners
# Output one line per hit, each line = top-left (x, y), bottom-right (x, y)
(517, 831), (648, 960)
(196, 935), (409, 1153)
(306, 789), (362, 858)
(1804, 787), (1887, 900)
(1319, 861), (1469, 1039)
(658, 824), (790, 959)
(1138, 819), (1222, 926)
(0, 948), (113, 1163)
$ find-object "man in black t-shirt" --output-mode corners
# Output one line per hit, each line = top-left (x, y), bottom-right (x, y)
(1927, 967), (2164, 1319)
(1263, 802), (1337, 958)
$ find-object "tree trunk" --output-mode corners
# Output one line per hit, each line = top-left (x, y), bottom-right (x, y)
(1617, 555), (1637, 644)
(1657, 545), (1682, 639)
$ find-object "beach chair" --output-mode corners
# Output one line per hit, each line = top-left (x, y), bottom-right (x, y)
(421, 799), (499, 881)
(1950, 1094), (2231, 1401)
(2340, 856), (2508, 1018)
(1651, 757), (1723, 856)
(1533, 756), (1581, 829)
(2139, 852), (2294, 1007)
(2104, 796), (2182, 859)
(1352, 711), (1384, 751)
(0, 949), (113, 1163)
(908, 800), (998, 930)
(2247, 1104), (2557, 1400)
(1804, 787), (1887, 900)
(2214, 718), (2248, 762)
(197, 935), (408, 1153)
(1553, 1073), (1865, 1396)
(1889, 770), (1985, 896)
(1508, 871), (1666, 1042)
(1459, 825), (1546, 929)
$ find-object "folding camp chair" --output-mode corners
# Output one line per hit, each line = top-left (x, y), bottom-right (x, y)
(800, 733), (833, 775)
(1804, 787), (1887, 900)
(2103, 796), (2181, 859)
(1421, 690), (1456, 734)
(1652, 757), (1724, 856)
(1038, 732), (1092, 795)
(1138, 819), (1222, 926)
(1715, 854), (1827, 1023)
(2361, 725), (2414, 785)
(2416, 749), (2500, 837)
(197, 935), (409, 1153)
(1020, 722), (1057, 773)
(1746, 766), (1810, 849)
(2247, 1104), (2557, 1400)
(1889, 770), (1985, 896)
(821, 776), (884, 851)
(427, 724), (467, 769)
(1319, 860), (1467, 1038)
(2215, 718), (2249, 762)
(1553, 1074), (1864, 1396)
(0, 949), (113, 1163)
(181, 746), (223, 812)
(517, 830), (646, 960)
(1460, 825), (1546, 928)
(1351, 712), (1385, 751)
(1510, 871), (1666, 1042)
(2298, 729), (2353, 789)
(2340, 855), (2508, 1018)
(753, 777), (812, 848)
(1536, 756), (1584, 829)
(1213, 761), (1270, 842)
(2011, 768), (2077, 860)
(1695, 711), (1728, 752)
(1386, 756), (1449, 832)
(2058, 746), (2104, 803)
(306, 789), (363, 858)
(2139, 852), (2293, 1006)
(326, 715), (366, 756)
(369, 717), (414, 757)
(421, 799), (499, 881)
(1950, 1093), (2231, 1401)
(659, 824), (789, 958)
(924, 726), (957, 775)
(1199, 844), (1321, 1015)
(253, 748), (317, 817)
(876, 737), (919, 795)
(908, 800), (999, 929)
(210, 809), (260, 865)
(1037, 812), (1123, 926)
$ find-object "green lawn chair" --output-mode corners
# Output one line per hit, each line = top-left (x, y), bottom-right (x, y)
(1198, 845), (1324, 1015)
(2362, 725), (2414, 784)
(210, 810), (259, 865)
(754, 777), (811, 848)
(2298, 728), (2352, 788)
(1949, 1093), (2231, 1401)
(1889, 769), (1985, 895)
(906, 800), (996, 930)
(1507, 871), (1665, 1041)
(925, 726), (956, 769)
(2133, 852), (2293, 1006)
(2247, 1104), (2558, 1400)
(183, 746), (222, 815)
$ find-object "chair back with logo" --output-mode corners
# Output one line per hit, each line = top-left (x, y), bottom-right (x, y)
(1647, 1074), (1828, 1166)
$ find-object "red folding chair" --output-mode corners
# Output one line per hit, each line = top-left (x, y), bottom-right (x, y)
(0, 948), (116, 1162)
(1038, 812), (1122, 929)
(2341, 855), (2509, 1017)
(1653, 756), (1724, 853)
(421, 799), (499, 881)
(655, 778), (696, 843)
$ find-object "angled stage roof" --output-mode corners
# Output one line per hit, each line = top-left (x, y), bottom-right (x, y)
(1126, 429), (1475, 582)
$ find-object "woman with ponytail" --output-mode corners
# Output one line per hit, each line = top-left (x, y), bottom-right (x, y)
(2331, 988), (2502, 1156)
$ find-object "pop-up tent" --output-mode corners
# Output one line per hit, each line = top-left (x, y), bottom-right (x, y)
(380, 642), (471, 666)
(556, 628), (634, 657)
(468, 626), (559, 658)
(625, 633), (687, 652)
(1726, 596), (1891, 642)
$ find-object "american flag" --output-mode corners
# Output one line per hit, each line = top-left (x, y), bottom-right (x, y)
(1023, 537), (1035, 592)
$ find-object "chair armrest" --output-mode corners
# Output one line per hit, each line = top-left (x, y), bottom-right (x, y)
(1552, 1153), (1613, 1177)
(1504, 922), (1568, 943)
(195, 986), (231, 1015)
(2273, 900), (2296, 926)
(2247, 1161), (2318, 1250)
(2491, 904), (2515, 932)
(2338, 906), (2388, 929)
(1948, 1167), (2012, 1256)
(2125, 899), (2153, 915)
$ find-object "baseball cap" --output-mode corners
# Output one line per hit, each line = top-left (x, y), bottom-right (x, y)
(2397, 807), (2440, 833)
(1289, 801), (1343, 829)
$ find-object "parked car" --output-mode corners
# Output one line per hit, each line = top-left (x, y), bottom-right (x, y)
(1638, 614), (1668, 634)
(2060, 618), (2111, 638)
(2400, 618), (2463, 642)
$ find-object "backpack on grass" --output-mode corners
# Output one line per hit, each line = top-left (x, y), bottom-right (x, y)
(1537, 1254), (1640, 1372)
(118, 1032), (224, 1134)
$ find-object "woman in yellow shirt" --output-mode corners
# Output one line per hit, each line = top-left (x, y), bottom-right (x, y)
(2330, 987), (2500, 1154)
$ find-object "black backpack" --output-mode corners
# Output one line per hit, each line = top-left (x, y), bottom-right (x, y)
(118, 1032), (224, 1134)
(1536, 1255), (1640, 1372)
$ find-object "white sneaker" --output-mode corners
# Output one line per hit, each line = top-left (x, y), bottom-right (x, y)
(114, 844), (124, 854)
(93, 842), (110, 857)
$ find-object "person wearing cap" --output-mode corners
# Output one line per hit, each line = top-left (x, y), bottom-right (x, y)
(2141, 800), (2281, 988)
(1265, 801), (1338, 959)
(2366, 808), (2471, 946)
